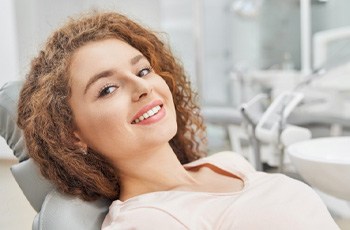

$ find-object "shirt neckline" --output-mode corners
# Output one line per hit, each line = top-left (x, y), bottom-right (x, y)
(116, 153), (249, 204)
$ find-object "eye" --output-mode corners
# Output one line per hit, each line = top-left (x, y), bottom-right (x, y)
(138, 66), (153, 78)
(98, 84), (118, 98)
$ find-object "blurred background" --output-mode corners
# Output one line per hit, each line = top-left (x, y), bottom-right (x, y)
(1, 0), (350, 229)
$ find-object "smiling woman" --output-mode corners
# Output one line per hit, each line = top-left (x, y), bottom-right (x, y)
(17, 11), (206, 203)
(69, 38), (179, 176)
(16, 11), (339, 229)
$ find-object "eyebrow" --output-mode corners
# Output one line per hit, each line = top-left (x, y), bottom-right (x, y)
(83, 54), (147, 95)
(130, 54), (146, 65)
(84, 70), (114, 95)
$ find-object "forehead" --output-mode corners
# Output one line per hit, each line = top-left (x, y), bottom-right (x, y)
(71, 38), (141, 65)
(68, 38), (143, 81)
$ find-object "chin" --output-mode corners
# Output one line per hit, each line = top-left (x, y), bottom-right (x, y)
(156, 123), (177, 143)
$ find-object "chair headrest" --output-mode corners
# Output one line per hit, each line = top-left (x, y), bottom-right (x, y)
(0, 81), (54, 212)
(0, 81), (111, 228)
(11, 159), (54, 212)
(0, 81), (28, 161)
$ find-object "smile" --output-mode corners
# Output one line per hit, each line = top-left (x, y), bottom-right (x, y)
(132, 105), (162, 124)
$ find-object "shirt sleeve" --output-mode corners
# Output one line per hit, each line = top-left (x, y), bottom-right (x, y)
(102, 207), (187, 230)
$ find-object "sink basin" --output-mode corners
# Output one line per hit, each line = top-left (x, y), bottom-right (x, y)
(287, 137), (350, 200)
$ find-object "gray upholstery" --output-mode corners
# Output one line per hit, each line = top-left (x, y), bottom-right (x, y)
(35, 190), (110, 230)
(0, 81), (27, 161)
(10, 158), (54, 212)
(0, 81), (111, 230)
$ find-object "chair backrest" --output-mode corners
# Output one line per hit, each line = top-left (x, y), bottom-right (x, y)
(0, 81), (111, 230)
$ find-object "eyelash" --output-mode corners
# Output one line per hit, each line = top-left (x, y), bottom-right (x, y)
(138, 66), (153, 77)
(97, 66), (153, 98)
(98, 83), (118, 98)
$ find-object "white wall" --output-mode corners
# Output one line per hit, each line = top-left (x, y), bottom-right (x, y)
(0, 0), (20, 87)
(159, 0), (197, 87)
(13, 0), (161, 77)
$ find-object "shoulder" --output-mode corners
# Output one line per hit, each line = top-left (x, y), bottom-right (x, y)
(102, 202), (187, 230)
(184, 151), (256, 177)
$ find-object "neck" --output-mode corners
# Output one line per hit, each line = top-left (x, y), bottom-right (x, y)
(114, 143), (197, 201)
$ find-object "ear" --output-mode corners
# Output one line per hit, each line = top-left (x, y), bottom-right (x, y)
(73, 130), (88, 150)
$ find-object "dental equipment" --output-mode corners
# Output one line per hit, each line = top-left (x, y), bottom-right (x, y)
(313, 26), (350, 70)
(288, 136), (350, 201)
(240, 94), (267, 171)
(293, 68), (326, 91)
(255, 92), (304, 144)
(230, 0), (263, 18)
(289, 62), (350, 136)
(300, 0), (312, 75)
(254, 91), (311, 172)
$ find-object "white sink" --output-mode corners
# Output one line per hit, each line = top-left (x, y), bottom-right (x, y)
(287, 137), (350, 200)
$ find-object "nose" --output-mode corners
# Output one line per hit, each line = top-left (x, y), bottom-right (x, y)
(131, 77), (152, 102)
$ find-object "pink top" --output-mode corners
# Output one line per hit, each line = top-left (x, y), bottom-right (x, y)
(102, 151), (339, 229)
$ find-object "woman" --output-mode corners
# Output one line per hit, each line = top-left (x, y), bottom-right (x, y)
(17, 12), (338, 229)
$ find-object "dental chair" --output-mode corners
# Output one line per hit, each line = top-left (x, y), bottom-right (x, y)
(0, 81), (111, 230)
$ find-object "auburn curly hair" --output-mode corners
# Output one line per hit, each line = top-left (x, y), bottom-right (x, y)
(17, 11), (207, 201)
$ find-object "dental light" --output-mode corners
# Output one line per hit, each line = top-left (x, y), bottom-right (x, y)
(230, 0), (263, 18)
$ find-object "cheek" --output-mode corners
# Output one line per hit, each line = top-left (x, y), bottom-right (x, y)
(74, 102), (126, 149)
(158, 78), (175, 105)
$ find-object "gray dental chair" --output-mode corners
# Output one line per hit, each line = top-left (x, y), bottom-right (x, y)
(0, 81), (111, 230)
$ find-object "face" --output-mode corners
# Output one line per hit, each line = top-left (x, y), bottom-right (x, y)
(69, 38), (177, 163)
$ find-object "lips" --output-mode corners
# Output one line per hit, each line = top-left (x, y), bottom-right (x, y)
(131, 100), (164, 124)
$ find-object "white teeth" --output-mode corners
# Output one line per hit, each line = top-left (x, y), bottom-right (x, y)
(133, 105), (161, 124)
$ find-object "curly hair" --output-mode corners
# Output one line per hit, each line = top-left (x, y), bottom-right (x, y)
(17, 11), (207, 201)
